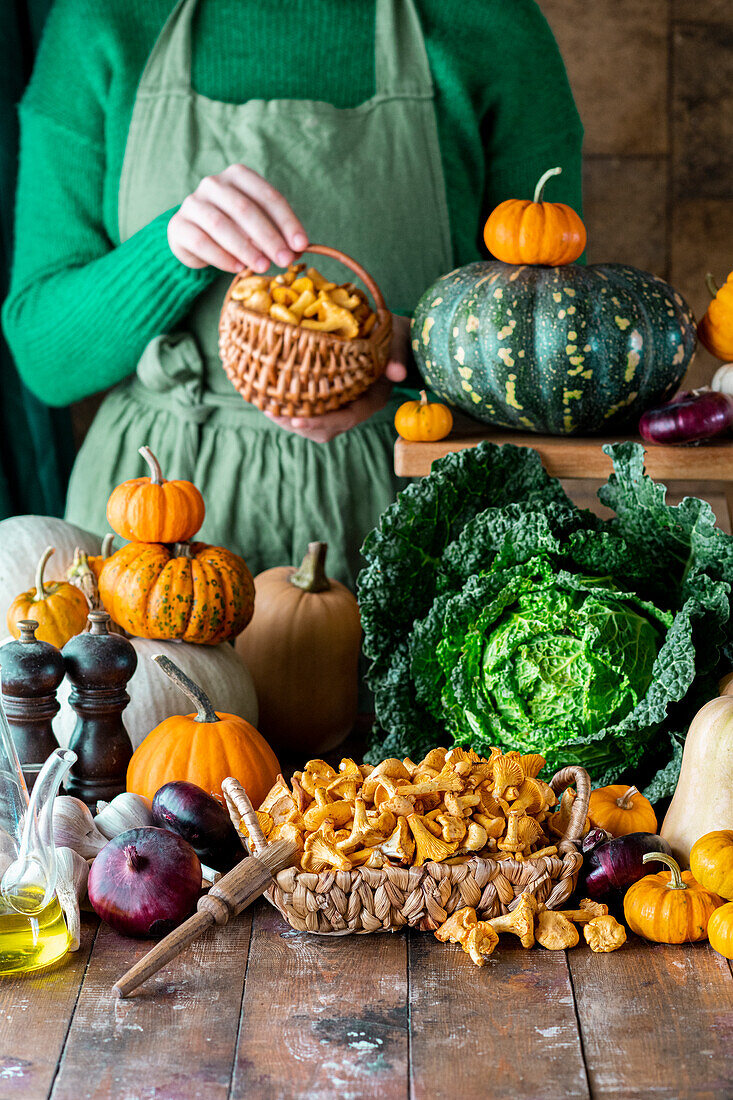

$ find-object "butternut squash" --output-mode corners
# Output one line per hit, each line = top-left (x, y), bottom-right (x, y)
(661, 696), (733, 866)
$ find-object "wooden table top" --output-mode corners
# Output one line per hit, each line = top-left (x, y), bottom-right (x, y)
(3, 903), (732, 1100)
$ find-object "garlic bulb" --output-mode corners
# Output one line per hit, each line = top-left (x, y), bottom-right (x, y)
(53, 796), (108, 859)
(94, 792), (153, 840)
(712, 364), (733, 396)
(55, 846), (89, 951)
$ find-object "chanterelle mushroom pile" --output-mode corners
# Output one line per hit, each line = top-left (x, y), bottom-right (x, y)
(241, 747), (571, 873)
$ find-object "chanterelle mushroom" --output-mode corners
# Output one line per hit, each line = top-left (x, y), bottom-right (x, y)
(559, 899), (609, 924)
(584, 914), (627, 953)
(497, 810), (543, 859)
(487, 893), (538, 949)
(435, 906), (477, 944)
(337, 799), (385, 852)
(536, 911), (580, 950)
(407, 814), (457, 866)
(379, 817), (415, 863)
(461, 923), (500, 966)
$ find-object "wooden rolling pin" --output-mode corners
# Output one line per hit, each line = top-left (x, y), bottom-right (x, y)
(113, 836), (297, 998)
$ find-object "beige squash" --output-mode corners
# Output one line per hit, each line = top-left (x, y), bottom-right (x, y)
(661, 696), (733, 866)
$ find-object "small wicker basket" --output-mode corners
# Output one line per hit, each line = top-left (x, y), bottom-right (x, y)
(222, 765), (590, 937)
(218, 244), (393, 418)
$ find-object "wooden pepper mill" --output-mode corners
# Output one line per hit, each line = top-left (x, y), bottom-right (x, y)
(0, 619), (64, 789)
(62, 611), (137, 805)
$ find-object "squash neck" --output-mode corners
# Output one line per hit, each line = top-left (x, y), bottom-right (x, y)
(290, 542), (331, 593)
(152, 654), (219, 723)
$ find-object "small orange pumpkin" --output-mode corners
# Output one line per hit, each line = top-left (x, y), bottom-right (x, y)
(106, 445), (205, 544)
(588, 784), (657, 837)
(394, 390), (453, 442)
(127, 655), (280, 804)
(98, 541), (254, 645)
(6, 546), (89, 649)
(690, 830), (733, 900)
(697, 272), (733, 361)
(708, 902), (733, 959)
(483, 166), (586, 267)
(623, 851), (723, 944)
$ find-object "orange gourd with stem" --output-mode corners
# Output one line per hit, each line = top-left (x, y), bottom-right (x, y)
(690, 830), (733, 900)
(98, 541), (254, 645)
(588, 784), (657, 837)
(697, 272), (733, 361)
(106, 445), (205, 544)
(394, 391), (453, 442)
(483, 166), (586, 266)
(127, 655), (280, 804)
(6, 546), (89, 649)
(623, 852), (723, 943)
(708, 902), (733, 959)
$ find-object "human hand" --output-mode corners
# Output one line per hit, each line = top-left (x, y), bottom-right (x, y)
(168, 164), (308, 273)
(265, 315), (412, 443)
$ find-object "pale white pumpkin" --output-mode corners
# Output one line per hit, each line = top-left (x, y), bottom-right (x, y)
(53, 637), (259, 750)
(0, 516), (102, 622)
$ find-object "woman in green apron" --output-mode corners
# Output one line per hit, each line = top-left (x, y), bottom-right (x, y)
(3, 0), (582, 588)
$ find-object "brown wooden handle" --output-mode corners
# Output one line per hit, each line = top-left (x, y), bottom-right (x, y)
(112, 837), (298, 998)
(549, 766), (591, 845)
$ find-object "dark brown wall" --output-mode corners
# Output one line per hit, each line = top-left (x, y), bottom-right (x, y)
(540, 0), (733, 389)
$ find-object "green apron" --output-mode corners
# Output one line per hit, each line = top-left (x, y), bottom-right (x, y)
(65, 0), (452, 588)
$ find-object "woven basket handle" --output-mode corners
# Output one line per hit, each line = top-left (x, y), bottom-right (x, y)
(222, 777), (268, 855)
(549, 765), (591, 846)
(301, 244), (387, 315)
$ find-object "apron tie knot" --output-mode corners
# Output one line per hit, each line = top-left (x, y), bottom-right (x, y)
(136, 333), (214, 424)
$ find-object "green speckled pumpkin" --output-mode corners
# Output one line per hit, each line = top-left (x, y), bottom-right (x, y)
(411, 262), (697, 435)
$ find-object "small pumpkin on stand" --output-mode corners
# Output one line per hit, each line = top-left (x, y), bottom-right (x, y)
(483, 166), (586, 267)
(99, 541), (254, 645)
(6, 547), (89, 649)
(394, 391), (453, 442)
(127, 655), (279, 804)
(236, 542), (361, 756)
(106, 446), (205, 544)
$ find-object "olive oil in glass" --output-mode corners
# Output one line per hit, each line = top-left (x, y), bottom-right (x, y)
(0, 890), (70, 976)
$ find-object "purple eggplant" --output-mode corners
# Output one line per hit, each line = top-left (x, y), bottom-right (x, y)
(582, 832), (672, 901)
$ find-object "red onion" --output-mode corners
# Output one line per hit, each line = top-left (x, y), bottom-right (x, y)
(639, 390), (733, 445)
(152, 781), (244, 872)
(582, 831), (672, 901)
(88, 827), (201, 938)
(581, 827), (612, 854)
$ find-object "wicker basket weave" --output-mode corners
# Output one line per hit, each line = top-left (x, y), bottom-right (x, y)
(222, 765), (589, 936)
(218, 244), (393, 418)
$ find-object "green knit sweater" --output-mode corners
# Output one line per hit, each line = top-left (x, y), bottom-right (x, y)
(2, 0), (583, 407)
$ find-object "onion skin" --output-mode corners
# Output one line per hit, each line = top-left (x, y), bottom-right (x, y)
(152, 781), (244, 872)
(582, 827), (612, 854)
(88, 827), (201, 938)
(581, 832), (672, 901)
(639, 391), (733, 445)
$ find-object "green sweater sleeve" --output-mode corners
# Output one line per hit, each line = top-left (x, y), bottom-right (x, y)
(1, 2), (215, 408)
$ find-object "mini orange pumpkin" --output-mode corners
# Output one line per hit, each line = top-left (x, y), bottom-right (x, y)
(588, 784), (657, 837)
(127, 655), (280, 804)
(708, 901), (733, 959)
(394, 391), (453, 442)
(6, 546), (89, 649)
(690, 830), (733, 900)
(697, 272), (733, 361)
(106, 446), (205, 544)
(98, 541), (254, 645)
(623, 851), (723, 944)
(483, 166), (586, 267)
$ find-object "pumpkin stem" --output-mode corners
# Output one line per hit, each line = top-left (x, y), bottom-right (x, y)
(33, 546), (55, 601)
(101, 533), (115, 559)
(419, 390), (428, 406)
(173, 542), (194, 560)
(533, 166), (562, 204)
(290, 542), (331, 593)
(642, 851), (687, 891)
(617, 785), (638, 810)
(139, 445), (165, 486)
(705, 273), (720, 300)
(151, 654), (219, 723)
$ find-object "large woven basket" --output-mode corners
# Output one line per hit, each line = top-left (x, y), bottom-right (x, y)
(222, 766), (590, 937)
(218, 244), (393, 418)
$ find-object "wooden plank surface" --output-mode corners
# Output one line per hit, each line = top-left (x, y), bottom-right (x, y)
(569, 935), (733, 1099)
(231, 903), (408, 1100)
(0, 917), (97, 1099)
(409, 934), (589, 1100)
(48, 912), (254, 1100)
(394, 425), (733, 481)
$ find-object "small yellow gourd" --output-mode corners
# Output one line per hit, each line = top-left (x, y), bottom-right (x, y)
(394, 391), (453, 442)
(708, 902), (733, 959)
(690, 830), (733, 900)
